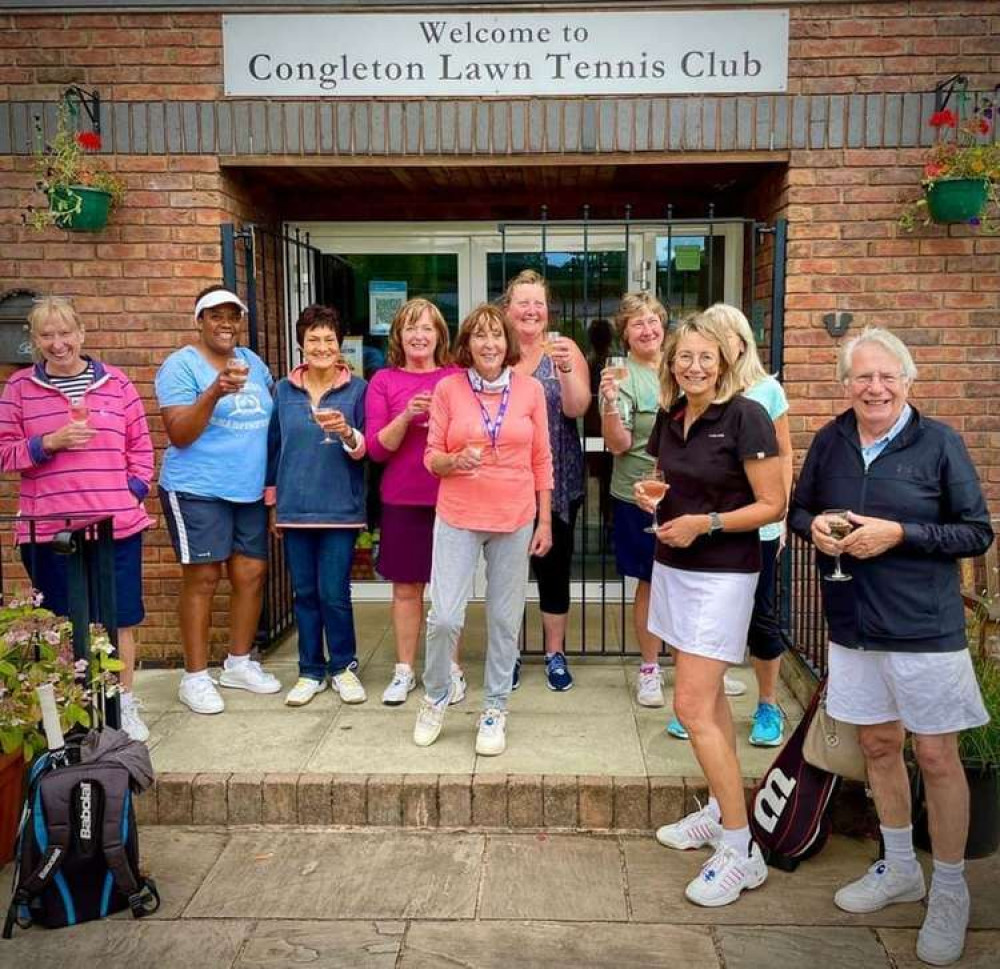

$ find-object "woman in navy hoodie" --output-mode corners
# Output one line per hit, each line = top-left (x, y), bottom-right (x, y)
(267, 305), (368, 708)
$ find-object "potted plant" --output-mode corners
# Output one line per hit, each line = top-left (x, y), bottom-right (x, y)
(900, 97), (1000, 233)
(0, 592), (122, 863)
(24, 102), (125, 233)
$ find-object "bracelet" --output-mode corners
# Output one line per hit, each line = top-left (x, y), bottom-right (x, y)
(557, 364), (573, 374)
(603, 408), (620, 417)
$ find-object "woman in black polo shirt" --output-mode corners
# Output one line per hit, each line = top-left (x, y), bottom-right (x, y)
(637, 312), (784, 909)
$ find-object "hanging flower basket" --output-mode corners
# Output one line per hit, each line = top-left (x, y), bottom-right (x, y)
(925, 177), (990, 225)
(48, 184), (113, 232)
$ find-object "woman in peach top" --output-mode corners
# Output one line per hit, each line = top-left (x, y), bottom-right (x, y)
(412, 304), (553, 757)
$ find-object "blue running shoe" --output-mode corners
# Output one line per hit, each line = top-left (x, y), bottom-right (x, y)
(666, 717), (689, 740)
(511, 657), (521, 691)
(544, 651), (573, 692)
(749, 702), (784, 747)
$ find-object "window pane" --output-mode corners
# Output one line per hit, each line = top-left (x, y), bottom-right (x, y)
(655, 235), (725, 318)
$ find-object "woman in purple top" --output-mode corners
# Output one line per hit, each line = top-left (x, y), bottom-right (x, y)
(365, 298), (464, 707)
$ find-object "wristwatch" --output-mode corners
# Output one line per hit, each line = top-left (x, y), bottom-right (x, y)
(707, 512), (724, 535)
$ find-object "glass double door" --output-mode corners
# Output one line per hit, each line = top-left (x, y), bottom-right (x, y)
(296, 221), (743, 600)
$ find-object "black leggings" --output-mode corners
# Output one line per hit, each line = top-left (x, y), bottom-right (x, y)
(747, 537), (790, 661)
(530, 498), (582, 616)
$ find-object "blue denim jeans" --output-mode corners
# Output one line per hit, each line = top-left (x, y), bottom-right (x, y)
(283, 528), (359, 681)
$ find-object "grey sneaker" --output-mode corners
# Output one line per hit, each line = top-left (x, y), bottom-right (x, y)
(834, 860), (926, 914)
(917, 885), (970, 966)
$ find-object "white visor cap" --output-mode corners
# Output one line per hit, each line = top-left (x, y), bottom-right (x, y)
(194, 289), (248, 320)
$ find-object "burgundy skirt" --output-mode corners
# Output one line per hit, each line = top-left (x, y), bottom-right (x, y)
(377, 504), (436, 583)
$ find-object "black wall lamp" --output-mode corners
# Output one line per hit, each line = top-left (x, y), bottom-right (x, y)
(823, 312), (852, 338)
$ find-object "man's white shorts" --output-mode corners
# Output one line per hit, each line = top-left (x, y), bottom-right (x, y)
(827, 641), (989, 735)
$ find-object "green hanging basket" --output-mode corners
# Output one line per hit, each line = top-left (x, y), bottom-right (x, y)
(925, 177), (989, 225)
(47, 185), (112, 232)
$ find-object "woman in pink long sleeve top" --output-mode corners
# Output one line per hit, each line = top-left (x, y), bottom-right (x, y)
(364, 298), (464, 707)
(0, 296), (154, 741)
(412, 304), (553, 758)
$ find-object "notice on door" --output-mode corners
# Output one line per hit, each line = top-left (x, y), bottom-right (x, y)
(223, 11), (789, 98)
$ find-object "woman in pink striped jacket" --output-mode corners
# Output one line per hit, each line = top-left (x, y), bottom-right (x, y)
(0, 296), (155, 741)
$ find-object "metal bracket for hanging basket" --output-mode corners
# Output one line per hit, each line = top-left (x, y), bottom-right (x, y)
(62, 85), (101, 135)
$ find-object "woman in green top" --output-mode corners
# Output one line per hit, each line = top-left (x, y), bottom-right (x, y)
(599, 293), (669, 707)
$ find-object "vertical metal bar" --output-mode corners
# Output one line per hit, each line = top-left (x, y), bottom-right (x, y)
(93, 518), (120, 729)
(666, 205), (674, 314)
(221, 223), (237, 291)
(580, 204), (590, 653)
(244, 230), (259, 354)
(770, 217), (788, 381)
(501, 224), (507, 294)
(748, 220), (757, 329)
(706, 202), (715, 307)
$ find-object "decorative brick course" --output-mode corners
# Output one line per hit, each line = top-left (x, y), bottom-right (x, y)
(438, 774), (472, 828)
(296, 774), (333, 825)
(507, 773), (543, 829)
(401, 774), (438, 828)
(192, 772), (230, 825)
(578, 775), (614, 830)
(367, 773), (404, 826)
(155, 772), (195, 825)
(260, 772), (297, 825)
(471, 774), (507, 828)
(542, 775), (578, 829)
(330, 773), (367, 826)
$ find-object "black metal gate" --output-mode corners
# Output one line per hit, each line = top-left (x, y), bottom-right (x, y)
(220, 222), (324, 649)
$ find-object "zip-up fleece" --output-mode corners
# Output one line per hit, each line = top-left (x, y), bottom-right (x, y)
(0, 359), (154, 543)
(266, 364), (367, 526)
(789, 406), (994, 653)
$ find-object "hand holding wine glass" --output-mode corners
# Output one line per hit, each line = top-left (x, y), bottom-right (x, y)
(223, 354), (250, 395)
(820, 508), (854, 582)
(312, 406), (343, 445)
(635, 469), (669, 534)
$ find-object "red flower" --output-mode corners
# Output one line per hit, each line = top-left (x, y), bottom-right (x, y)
(924, 162), (947, 178)
(929, 109), (958, 129)
(75, 131), (102, 151)
(975, 118), (990, 135)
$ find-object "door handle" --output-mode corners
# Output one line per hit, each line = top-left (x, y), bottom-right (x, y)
(633, 260), (651, 292)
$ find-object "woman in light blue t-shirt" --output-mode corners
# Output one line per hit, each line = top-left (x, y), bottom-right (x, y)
(155, 286), (280, 717)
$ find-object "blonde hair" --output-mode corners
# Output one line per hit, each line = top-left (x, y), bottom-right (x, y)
(27, 296), (84, 360)
(385, 298), (450, 368)
(615, 292), (668, 350)
(453, 304), (521, 369)
(501, 269), (550, 307)
(701, 302), (770, 392)
(837, 326), (918, 384)
(659, 311), (740, 410)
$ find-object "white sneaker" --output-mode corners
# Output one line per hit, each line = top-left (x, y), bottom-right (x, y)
(917, 885), (970, 966)
(382, 665), (416, 706)
(413, 697), (446, 747)
(656, 803), (723, 851)
(834, 860), (926, 914)
(285, 676), (327, 707)
(636, 667), (665, 707)
(218, 658), (282, 694)
(449, 665), (467, 705)
(475, 708), (507, 756)
(331, 667), (367, 704)
(723, 674), (747, 697)
(178, 675), (224, 715)
(119, 694), (149, 742)
(684, 842), (768, 907)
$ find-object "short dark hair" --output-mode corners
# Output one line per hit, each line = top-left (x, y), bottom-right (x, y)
(295, 304), (343, 347)
(452, 304), (521, 369)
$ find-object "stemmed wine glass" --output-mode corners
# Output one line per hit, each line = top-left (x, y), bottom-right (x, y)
(607, 355), (628, 384)
(313, 406), (340, 445)
(822, 509), (854, 582)
(639, 469), (668, 534)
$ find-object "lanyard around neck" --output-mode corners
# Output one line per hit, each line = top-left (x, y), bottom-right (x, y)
(467, 372), (510, 451)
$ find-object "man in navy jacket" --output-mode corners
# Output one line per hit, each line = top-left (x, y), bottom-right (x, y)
(789, 327), (993, 968)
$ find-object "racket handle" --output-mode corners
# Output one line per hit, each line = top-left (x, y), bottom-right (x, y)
(36, 683), (65, 752)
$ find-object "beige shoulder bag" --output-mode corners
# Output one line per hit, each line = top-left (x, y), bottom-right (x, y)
(802, 684), (868, 784)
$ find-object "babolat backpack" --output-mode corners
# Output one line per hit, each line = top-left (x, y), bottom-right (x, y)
(749, 685), (842, 871)
(3, 746), (159, 936)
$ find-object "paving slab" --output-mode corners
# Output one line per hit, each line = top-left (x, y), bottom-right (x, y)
(236, 920), (405, 968)
(150, 711), (333, 773)
(474, 712), (646, 776)
(877, 928), (1000, 968)
(717, 925), (890, 969)
(304, 706), (478, 774)
(133, 667), (302, 713)
(1, 918), (250, 969)
(479, 834), (627, 921)
(185, 831), (484, 920)
(400, 920), (719, 969)
(506, 664), (634, 715)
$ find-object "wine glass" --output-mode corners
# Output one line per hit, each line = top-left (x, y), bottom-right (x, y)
(822, 509), (854, 582)
(68, 398), (89, 425)
(607, 355), (628, 384)
(313, 406), (340, 445)
(226, 355), (250, 395)
(466, 434), (489, 473)
(638, 469), (668, 534)
(542, 330), (561, 356)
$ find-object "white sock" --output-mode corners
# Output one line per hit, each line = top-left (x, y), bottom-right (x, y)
(182, 670), (212, 685)
(450, 661), (463, 675)
(721, 825), (751, 856)
(706, 796), (722, 822)
(931, 858), (966, 895)
(881, 824), (918, 870)
(225, 653), (250, 669)
(395, 662), (413, 674)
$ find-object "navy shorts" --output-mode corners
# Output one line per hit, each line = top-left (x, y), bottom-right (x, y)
(21, 530), (145, 628)
(161, 490), (268, 565)
(612, 497), (656, 583)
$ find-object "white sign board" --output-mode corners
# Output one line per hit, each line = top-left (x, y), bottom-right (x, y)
(223, 11), (789, 98)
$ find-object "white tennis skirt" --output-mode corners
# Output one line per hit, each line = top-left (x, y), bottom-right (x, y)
(648, 562), (759, 664)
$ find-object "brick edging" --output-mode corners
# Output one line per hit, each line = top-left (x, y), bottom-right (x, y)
(139, 771), (760, 831)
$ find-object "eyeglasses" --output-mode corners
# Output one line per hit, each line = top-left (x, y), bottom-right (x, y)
(850, 372), (903, 387)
